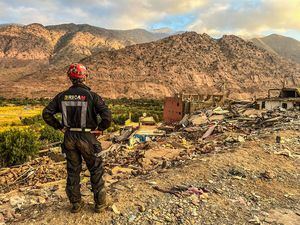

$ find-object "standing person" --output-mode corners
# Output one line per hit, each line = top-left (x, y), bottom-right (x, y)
(42, 63), (112, 213)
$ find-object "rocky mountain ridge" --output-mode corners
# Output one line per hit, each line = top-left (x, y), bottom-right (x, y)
(1, 32), (299, 99)
(251, 34), (300, 63)
(0, 23), (169, 82)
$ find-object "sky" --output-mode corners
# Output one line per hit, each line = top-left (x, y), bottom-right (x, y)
(0, 0), (299, 40)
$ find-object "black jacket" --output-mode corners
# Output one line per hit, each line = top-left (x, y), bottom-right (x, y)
(42, 83), (111, 131)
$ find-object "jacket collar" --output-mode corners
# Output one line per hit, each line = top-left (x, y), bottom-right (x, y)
(70, 83), (91, 91)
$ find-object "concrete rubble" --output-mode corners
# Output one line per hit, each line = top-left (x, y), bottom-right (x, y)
(0, 103), (299, 224)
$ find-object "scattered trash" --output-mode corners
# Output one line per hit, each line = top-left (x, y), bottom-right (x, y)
(201, 125), (217, 139)
(153, 185), (208, 198)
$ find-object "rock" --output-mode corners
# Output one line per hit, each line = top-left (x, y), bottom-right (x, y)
(112, 204), (121, 215)
(2, 208), (15, 221)
(209, 115), (225, 121)
(9, 196), (25, 209)
(191, 208), (198, 216)
(137, 204), (146, 212)
(249, 215), (260, 224)
(228, 167), (247, 178)
(238, 136), (245, 142)
(189, 114), (207, 125)
(186, 187), (204, 195)
(0, 213), (4, 223)
(111, 166), (133, 175)
(274, 150), (293, 157)
(146, 181), (157, 185)
(0, 197), (9, 203)
(144, 148), (182, 161)
(49, 185), (59, 192)
(164, 215), (172, 222)
(200, 193), (209, 200)
(190, 194), (200, 205)
(28, 198), (38, 205)
(260, 170), (276, 179)
(37, 196), (46, 204)
(128, 214), (136, 223)
(265, 208), (300, 225)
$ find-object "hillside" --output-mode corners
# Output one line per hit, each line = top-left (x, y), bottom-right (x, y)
(251, 34), (300, 63)
(0, 23), (168, 82)
(1, 32), (299, 99)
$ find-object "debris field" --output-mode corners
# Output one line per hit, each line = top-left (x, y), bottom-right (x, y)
(0, 102), (299, 224)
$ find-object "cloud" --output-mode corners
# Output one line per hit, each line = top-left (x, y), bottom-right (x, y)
(0, 0), (207, 29)
(188, 0), (300, 38)
(0, 0), (299, 39)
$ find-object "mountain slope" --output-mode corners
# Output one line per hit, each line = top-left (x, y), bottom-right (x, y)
(251, 34), (300, 63)
(1, 32), (299, 99)
(0, 23), (169, 82)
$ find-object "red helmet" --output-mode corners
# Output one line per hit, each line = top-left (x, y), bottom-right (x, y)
(67, 63), (88, 79)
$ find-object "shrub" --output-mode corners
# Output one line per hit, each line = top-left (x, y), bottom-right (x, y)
(131, 111), (144, 122)
(112, 114), (128, 125)
(0, 128), (40, 167)
(40, 125), (64, 143)
(20, 114), (44, 125)
(106, 122), (120, 133)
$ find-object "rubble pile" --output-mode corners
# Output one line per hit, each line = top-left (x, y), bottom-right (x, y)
(1, 105), (299, 193)
(0, 184), (64, 223)
(0, 105), (299, 224)
(102, 105), (300, 181)
(0, 157), (66, 193)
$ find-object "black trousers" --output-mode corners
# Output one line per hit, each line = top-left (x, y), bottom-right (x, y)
(62, 131), (104, 204)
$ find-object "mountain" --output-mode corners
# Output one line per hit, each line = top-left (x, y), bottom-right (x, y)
(251, 34), (300, 63)
(1, 32), (299, 99)
(0, 23), (169, 82)
(151, 27), (173, 34)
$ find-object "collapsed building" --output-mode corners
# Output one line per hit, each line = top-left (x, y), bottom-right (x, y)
(163, 93), (224, 123)
(256, 88), (300, 110)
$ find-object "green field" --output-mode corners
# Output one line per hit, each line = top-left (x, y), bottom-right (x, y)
(0, 106), (42, 132)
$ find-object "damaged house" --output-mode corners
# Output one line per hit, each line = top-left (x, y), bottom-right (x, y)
(163, 93), (224, 123)
(257, 88), (300, 110)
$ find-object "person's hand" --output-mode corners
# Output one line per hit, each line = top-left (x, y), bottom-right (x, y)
(91, 130), (103, 138)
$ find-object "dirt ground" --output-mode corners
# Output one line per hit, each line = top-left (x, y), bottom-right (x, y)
(1, 129), (300, 225)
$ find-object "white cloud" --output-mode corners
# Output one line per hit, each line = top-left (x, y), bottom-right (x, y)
(0, 0), (207, 29)
(0, 0), (299, 39)
(188, 0), (300, 37)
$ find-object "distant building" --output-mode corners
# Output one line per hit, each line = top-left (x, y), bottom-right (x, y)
(256, 88), (300, 110)
(163, 93), (224, 123)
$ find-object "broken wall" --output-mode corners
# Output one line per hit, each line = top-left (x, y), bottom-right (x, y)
(257, 100), (294, 110)
(163, 97), (184, 123)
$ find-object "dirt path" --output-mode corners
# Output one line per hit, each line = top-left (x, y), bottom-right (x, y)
(2, 130), (300, 225)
